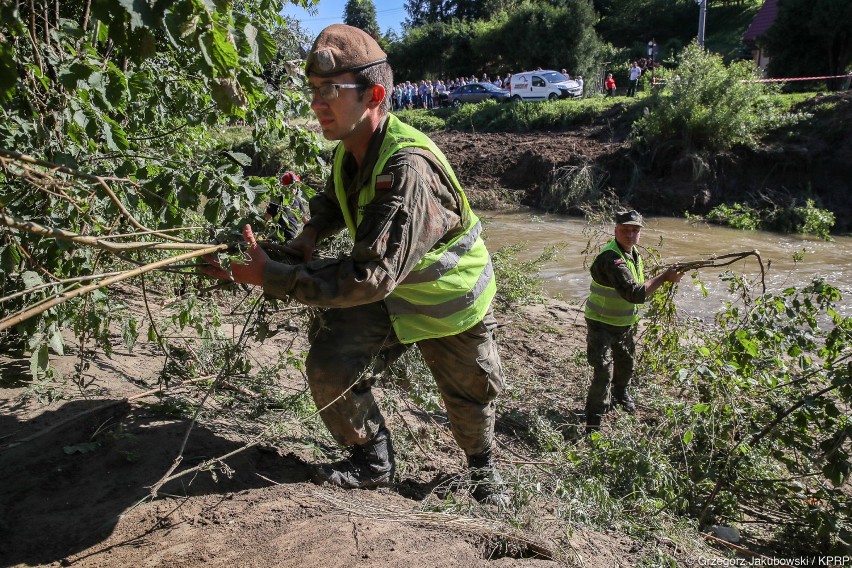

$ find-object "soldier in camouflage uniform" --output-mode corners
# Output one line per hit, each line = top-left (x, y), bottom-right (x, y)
(202, 25), (507, 505)
(584, 210), (684, 432)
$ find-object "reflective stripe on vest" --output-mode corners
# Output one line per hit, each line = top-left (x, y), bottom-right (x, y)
(332, 115), (495, 344)
(584, 239), (645, 327)
(401, 221), (483, 285)
(384, 258), (494, 317)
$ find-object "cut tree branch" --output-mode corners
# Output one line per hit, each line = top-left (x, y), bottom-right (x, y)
(0, 244), (227, 332)
(0, 213), (217, 252)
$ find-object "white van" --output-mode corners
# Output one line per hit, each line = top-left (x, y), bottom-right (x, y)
(509, 70), (582, 101)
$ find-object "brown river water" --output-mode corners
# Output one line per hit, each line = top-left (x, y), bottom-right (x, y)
(481, 210), (852, 319)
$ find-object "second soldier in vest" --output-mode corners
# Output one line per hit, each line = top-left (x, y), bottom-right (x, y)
(200, 25), (507, 506)
(583, 210), (684, 433)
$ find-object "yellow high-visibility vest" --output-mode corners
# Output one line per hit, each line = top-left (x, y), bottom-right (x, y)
(333, 115), (495, 343)
(584, 239), (645, 327)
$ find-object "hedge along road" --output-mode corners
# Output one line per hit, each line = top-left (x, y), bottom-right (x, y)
(481, 210), (852, 319)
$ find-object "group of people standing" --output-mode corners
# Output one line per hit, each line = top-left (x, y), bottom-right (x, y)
(202, 24), (684, 507)
(390, 73), (516, 110)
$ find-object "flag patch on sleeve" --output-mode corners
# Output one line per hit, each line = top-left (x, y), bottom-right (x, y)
(614, 259), (625, 266)
(375, 173), (394, 190)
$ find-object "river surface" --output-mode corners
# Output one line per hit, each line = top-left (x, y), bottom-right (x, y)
(480, 210), (852, 319)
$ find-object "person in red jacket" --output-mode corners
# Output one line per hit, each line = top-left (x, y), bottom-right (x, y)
(605, 73), (616, 97)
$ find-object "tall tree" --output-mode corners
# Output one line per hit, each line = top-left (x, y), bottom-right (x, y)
(404, 0), (521, 27)
(763, 0), (852, 87)
(593, 0), (700, 48)
(344, 0), (381, 38)
(481, 1), (602, 75)
(389, 1), (602, 80)
(404, 0), (449, 28)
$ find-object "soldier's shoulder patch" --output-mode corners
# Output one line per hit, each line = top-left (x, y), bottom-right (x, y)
(614, 258), (625, 266)
(376, 173), (394, 190)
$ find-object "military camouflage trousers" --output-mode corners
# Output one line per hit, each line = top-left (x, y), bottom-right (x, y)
(306, 301), (504, 455)
(584, 318), (636, 416)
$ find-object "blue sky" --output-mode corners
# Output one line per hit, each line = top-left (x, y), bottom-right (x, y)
(282, 0), (408, 38)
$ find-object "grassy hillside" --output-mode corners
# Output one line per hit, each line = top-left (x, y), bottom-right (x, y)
(703, 0), (764, 61)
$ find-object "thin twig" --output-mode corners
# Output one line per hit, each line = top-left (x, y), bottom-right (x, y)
(146, 356), (370, 496)
(393, 408), (432, 460)
(670, 250), (766, 293)
(0, 213), (216, 252)
(701, 532), (769, 560)
(0, 270), (124, 304)
(94, 226), (205, 240)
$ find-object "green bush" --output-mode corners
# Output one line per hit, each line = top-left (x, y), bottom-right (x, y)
(637, 277), (852, 552)
(490, 242), (561, 307)
(706, 203), (761, 230)
(795, 199), (836, 240)
(393, 110), (447, 132)
(768, 198), (836, 240)
(631, 42), (799, 154)
(705, 199), (835, 240)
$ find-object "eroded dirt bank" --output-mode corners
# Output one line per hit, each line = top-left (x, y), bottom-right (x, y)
(431, 92), (852, 232)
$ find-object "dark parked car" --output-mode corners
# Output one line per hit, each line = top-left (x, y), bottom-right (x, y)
(446, 82), (511, 106)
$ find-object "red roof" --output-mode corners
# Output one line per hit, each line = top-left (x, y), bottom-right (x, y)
(743, 0), (778, 43)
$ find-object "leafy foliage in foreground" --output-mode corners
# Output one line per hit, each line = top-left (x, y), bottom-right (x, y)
(492, 271), (851, 556)
(0, 0), (321, 378)
(634, 274), (851, 552)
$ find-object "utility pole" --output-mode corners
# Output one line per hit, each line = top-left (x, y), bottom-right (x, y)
(696, 0), (707, 48)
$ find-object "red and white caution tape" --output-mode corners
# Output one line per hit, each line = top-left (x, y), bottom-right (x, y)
(651, 74), (851, 86)
(747, 74), (851, 83)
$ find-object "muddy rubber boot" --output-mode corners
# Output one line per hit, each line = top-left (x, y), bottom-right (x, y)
(311, 427), (395, 489)
(467, 450), (509, 508)
(612, 391), (636, 413)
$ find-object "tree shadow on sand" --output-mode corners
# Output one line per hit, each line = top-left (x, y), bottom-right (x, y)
(0, 398), (313, 567)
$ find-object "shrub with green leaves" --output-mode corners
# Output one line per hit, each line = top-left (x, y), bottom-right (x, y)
(490, 242), (561, 308)
(769, 198), (836, 241)
(392, 110), (447, 132)
(704, 199), (835, 239)
(638, 275), (852, 552)
(439, 97), (633, 133)
(706, 203), (761, 230)
(631, 42), (796, 154)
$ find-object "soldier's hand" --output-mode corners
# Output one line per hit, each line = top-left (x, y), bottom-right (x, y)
(287, 226), (318, 263)
(663, 266), (685, 283)
(199, 225), (269, 286)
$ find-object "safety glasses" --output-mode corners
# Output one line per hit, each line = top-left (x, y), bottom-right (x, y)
(304, 83), (365, 100)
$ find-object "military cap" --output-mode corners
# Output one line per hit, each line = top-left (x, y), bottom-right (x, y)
(305, 24), (387, 78)
(615, 210), (645, 226)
